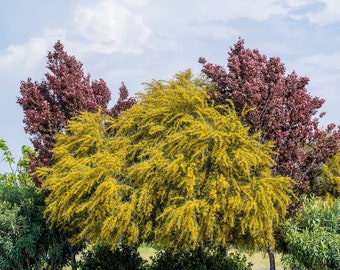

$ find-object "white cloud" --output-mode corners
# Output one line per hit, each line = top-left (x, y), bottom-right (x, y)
(134, 0), (290, 53)
(308, 0), (340, 24)
(285, 0), (319, 8)
(0, 29), (66, 71)
(169, 0), (288, 22)
(298, 53), (340, 70)
(0, 39), (46, 70)
(286, 0), (340, 24)
(116, 0), (151, 7)
(72, 0), (152, 54)
(219, 0), (287, 21)
(119, 0), (294, 25)
(201, 0), (340, 25)
(194, 0), (340, 25)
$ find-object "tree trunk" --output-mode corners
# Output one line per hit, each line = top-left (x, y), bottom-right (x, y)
(268, 248), (276, 270)
(69, 244), (78, 270)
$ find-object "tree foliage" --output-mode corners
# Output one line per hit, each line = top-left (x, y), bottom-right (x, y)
(79, 244), (147, 270)
(148, 247), (252, 270)
(17, 41), (135, 186)
(199, 39), (340, 195)
(282, 196), (340, 270)
(317, 151), (340, 197)
(78, 244), (252, 270)
(0, 185), (72, 270)
(0, 141), (73, 270)
(40, 70), (293, 251)
(0, 139), (35, 187)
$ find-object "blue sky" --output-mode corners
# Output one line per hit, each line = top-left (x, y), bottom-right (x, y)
(1, 0), (339, 167)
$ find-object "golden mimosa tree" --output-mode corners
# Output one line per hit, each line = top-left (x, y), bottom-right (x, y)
(317, 151), (340, 197)
(39, 70), (294, 251)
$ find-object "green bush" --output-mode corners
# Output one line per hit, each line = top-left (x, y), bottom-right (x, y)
(282, 196), (340, 270)
(0, 140), (81, 269)
(0, 185), (71, 270)
(79, 244), (252, 270)
(148, 247), (253, 270)
(79, 244), (147, 270)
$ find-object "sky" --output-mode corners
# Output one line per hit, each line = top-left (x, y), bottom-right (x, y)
(1, 0), (339, 168)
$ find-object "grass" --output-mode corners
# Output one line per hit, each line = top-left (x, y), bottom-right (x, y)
(138, 245), (157, 264)
(246, 251), (283, 270)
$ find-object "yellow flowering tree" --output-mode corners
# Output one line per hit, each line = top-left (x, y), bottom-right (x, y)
(317, 151), (340, 197)
(39, 70), (293, 251)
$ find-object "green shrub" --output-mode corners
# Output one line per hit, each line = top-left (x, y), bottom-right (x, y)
(0, 185), (70, 270)
(79, 244), (147, 270)
(148, 247), (253, 270)
(0, 141), (79, 269)
(282, 196), (340, 270)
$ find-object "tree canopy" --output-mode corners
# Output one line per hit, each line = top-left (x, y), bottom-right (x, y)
(39, 70), (293, 251)
(17, 41), (135, 185)
(199, 39), (340, 195)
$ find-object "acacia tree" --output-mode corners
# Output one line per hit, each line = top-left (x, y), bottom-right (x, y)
(17, 41), (135, 186)
(199, 39), (340, 195)
(317, 151), (340, 197)
(39, 70), (293, 253)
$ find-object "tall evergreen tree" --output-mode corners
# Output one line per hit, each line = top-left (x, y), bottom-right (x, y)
(39, 70), (293, 252)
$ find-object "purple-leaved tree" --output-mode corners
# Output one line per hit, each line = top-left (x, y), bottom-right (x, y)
(199, 39), (340, 196)
(17, 41), (135, 186)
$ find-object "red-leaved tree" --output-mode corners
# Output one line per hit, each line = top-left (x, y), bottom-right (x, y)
(199, 39), (340, 195)
(17, 41), (135, 186)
